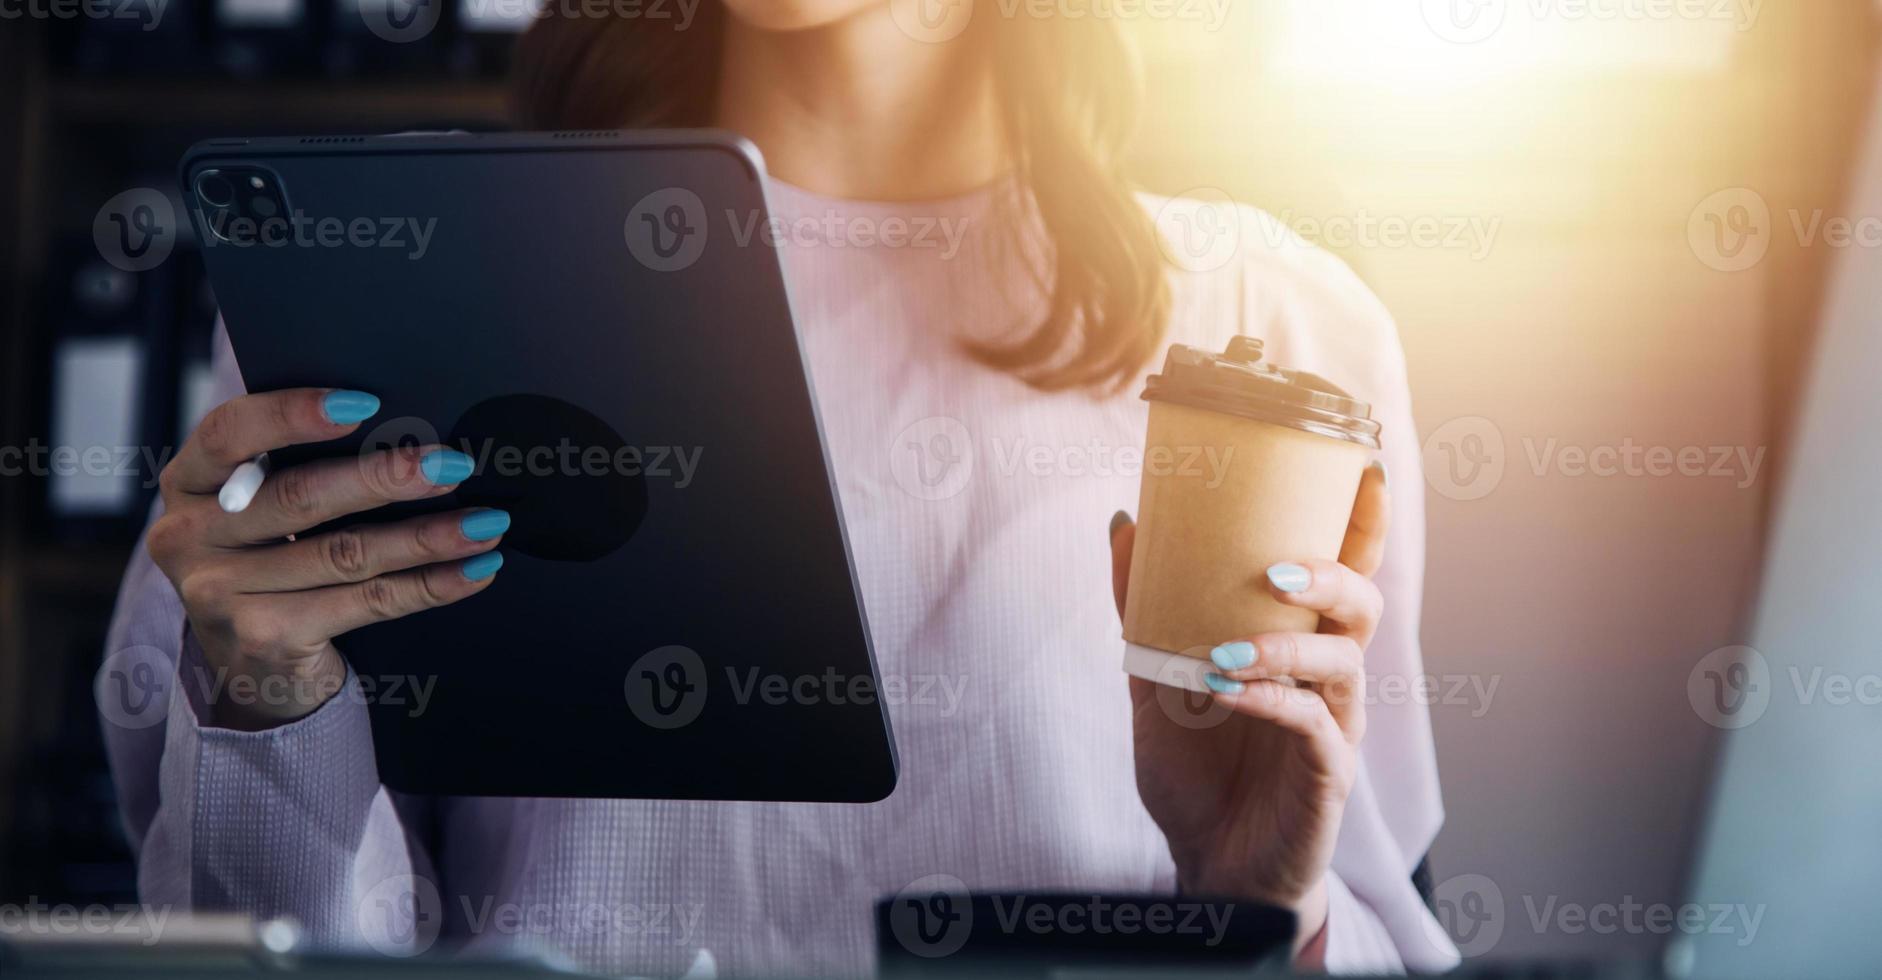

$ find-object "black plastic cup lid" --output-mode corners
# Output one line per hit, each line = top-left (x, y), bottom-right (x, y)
(1141, 336), (1381, 450)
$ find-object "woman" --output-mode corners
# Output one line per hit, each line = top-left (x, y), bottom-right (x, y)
(103, 1), (1457, 974)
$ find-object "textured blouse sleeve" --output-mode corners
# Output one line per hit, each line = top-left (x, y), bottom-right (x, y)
(100, 321), (440, 954)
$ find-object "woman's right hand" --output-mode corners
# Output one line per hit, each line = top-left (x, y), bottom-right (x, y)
(147, 388), (508, 731)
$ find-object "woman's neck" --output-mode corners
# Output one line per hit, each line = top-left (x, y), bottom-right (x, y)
(712, 8), (1006, 201)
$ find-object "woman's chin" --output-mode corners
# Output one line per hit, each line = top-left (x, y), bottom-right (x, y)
(720, 0), (878, 32)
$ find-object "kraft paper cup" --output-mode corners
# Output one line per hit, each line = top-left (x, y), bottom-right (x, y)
(1121, 337), (1381, 693)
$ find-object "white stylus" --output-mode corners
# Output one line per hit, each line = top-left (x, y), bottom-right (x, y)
(217, 454), (271, 513)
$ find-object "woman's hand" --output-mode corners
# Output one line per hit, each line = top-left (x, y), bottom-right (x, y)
(1111, 461), (1389, 954)
(147, 388), (508, 731)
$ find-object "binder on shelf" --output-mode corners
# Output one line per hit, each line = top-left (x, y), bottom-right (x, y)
(449, 0), (540, 77)
(213, 0), (318, 77)
(39, 241), (179, 541)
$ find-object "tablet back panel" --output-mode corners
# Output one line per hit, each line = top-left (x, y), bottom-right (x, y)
(179, 132), (897, 801)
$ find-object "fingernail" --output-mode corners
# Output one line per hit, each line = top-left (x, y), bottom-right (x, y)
(1211, 641), (1257, 670)
(461, 551), (504, 581)
(1109, 510), (1133, 538)
(322, 390), (380, 425)
(420, 449), (475, 485)
(1204, 673), (1244, 695)
(1369, 458), (1389, 487)
(460, 509), (511, 542)
(1267, 562), (1311, 593)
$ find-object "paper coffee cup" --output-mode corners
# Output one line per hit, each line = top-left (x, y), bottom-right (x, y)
(1122, 337), (1381, 692)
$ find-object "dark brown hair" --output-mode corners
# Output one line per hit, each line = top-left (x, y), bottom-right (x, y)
(512, 6), (1170, 392)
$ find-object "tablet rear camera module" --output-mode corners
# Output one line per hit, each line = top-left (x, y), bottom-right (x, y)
(195, 167), (289, 246)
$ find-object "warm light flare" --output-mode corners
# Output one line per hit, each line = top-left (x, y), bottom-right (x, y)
(1269, 0), (1750, 84)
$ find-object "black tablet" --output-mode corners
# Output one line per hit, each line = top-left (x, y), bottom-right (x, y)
(178, 131), (897, 802)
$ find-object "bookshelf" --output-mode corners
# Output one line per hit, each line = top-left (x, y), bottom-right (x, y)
(0, 18), (512, 903)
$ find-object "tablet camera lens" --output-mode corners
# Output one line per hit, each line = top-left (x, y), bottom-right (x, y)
(195, 172), (236, 208)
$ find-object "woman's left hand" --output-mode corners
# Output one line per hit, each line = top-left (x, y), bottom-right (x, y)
(1110, 462), (1390, 954)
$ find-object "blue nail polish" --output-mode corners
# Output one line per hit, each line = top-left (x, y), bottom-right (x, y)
(1211, 641), (1257, 671)
(1204, 673), (1244, 695)
(420, 449), (475, 485)
(322, 390), (380, 425)
(460, 509), (511, 542)
(1267, 563), (1311, 594)
(461, 551), (504, 581)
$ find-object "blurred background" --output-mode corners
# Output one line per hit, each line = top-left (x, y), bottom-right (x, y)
(0, 0), (1875, 966)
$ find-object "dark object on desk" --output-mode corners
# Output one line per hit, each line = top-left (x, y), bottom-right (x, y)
(875, 892), (1296, 978)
